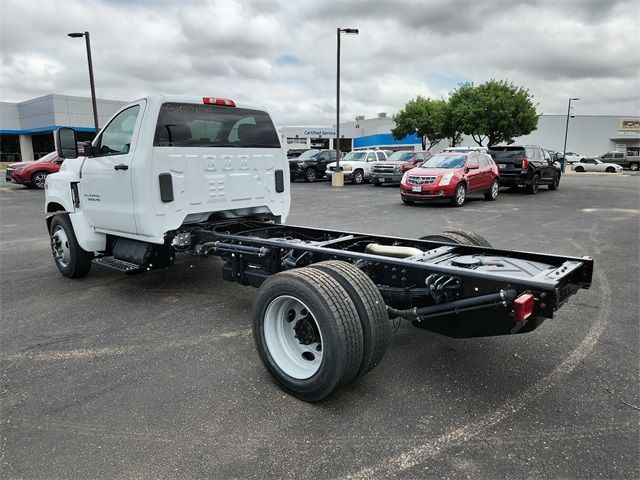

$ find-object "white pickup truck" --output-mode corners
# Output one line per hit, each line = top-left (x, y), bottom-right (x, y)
(46, 94), (594, 401)
(324, 149), (390, 184)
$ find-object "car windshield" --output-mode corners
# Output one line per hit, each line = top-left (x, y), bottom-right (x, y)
(343, 152), (367, 162)
(422, 154), (466, 169)
(387, 151), (414, 162)
(296, 150), (321, 160)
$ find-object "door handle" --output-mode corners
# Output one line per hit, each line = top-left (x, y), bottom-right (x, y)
(114, 164), (129, 171)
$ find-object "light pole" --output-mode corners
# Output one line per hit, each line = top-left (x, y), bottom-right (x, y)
(562, 97), (579, 159)
(68, 31), (99, 132)
(334, 27), (358, 186)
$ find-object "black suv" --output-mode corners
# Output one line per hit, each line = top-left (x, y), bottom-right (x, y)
(289, 149), (339, 182)
(488, 145), (560, 194)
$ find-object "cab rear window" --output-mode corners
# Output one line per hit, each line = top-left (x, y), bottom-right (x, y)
(154, 103), (280, 148)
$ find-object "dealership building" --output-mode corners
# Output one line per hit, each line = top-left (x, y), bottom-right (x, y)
(1, 93), (638, 162)
(0, 94), (125, 162)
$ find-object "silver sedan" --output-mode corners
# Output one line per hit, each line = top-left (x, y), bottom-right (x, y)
(572, 158), (623, 173)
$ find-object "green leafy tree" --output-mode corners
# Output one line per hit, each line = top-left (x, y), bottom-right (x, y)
(448, 80), (539, 146)
(392, 96), (447, 150)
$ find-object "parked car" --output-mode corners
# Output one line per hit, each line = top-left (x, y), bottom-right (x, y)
(487, 145), (560, 194)
(561, 151), (584, 164)
(371, 150), (432, 185)
(289, 149), (339, 182)
(325, 150), (390, 184)
(5, 151), (61, 189)
(592, 151), (640, 171)
(572, 158), (623, 173)
(400, 151), (499, 207)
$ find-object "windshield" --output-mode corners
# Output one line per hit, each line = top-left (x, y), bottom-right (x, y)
(386, 151), (414, 162)
(343, 152), (367, 162)
(422, 154), (467, 169)
(296, 150), (321, 160)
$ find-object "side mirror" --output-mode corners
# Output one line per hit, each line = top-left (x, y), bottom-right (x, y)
(55, 128), (78, 159)
(468, 162), (479, 170)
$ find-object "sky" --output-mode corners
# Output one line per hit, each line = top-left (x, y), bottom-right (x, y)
(1, 0), (638, 127)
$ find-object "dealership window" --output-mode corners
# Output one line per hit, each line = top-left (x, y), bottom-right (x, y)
(0, 134), (21, 162)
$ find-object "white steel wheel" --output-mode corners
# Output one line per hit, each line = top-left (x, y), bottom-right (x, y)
(263, 295), (324, 379)
(51, 225), (71, 268)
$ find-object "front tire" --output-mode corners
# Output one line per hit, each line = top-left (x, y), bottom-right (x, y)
(351, 169), (364, 185)
(304, 168), (317, 182)
(49, 214), (93, 278)
(484, 179), (499, 200)
(629, 163), (639, 171)
(252, 268), (364, 402)
(31, 171), (49, 189)
(451, 183), (466, 207)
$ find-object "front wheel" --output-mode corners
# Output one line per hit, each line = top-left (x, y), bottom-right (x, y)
(629, 163), (639, 171)
(304, 168), (317, 182)
(351, 169), (364, 185)
(252, 268), (364, 402)
(605, 167), (616, 173)
(484, 179), (499, 200)
(49, 214), (93, 278)
(31, 171), (49, 189)
(451, 183), (466, 207)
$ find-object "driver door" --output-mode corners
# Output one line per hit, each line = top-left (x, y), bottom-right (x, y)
(80, 101), (146, 235)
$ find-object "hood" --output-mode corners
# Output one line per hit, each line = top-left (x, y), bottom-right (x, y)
(405, 167), (461, 176)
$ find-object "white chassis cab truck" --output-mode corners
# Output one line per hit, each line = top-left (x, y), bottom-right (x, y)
(46, 94), (594, 401)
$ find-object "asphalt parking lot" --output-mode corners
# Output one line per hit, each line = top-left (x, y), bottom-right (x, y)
(1, 174), (638, 479)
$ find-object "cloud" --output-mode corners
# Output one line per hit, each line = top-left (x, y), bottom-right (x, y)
(0, 0), (637, 126)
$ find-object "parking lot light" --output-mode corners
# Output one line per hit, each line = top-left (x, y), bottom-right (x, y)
(562, 97), (580, 159)
(334, 27), (359, 187)
(68, 31), (99, 132)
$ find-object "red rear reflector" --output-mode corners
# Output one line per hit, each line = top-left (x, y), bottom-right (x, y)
(514, 293), (535, 322)
(203, 97), (236, 107)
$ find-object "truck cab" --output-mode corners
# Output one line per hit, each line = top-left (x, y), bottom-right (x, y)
(46, 94), (290, 274)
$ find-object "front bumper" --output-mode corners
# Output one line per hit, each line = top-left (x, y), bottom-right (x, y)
(5, 169), (24, 184)
(372, 172), (403, 183)
(400, 182), (456, 200)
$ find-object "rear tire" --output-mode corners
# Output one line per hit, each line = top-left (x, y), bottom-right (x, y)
(401, 198), (414, 205)
(49, 214), (93, 278)
(421, 230), (492, 247)
(574, 166), (585, 172)
(484, 179), (499, 200)
(252, 268), (364, 402)
(526, 174), (540, 194)
(310, 261), (389, 378)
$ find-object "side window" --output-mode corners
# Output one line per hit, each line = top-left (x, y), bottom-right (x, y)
(543, 149), (551, 162)
(614, 153), (624, 159)
(602, 152), (612, 159)
(96, 105), (140, 156)
(376, 152), (385, 161)
(367, 153), (376, 162)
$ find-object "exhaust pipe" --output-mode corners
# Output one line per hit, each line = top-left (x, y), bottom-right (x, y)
(365, 243), (423, 258)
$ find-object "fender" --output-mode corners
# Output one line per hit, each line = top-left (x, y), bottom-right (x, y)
(45, 169), (106, 253)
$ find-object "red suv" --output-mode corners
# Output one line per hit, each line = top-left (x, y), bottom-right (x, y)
(5, 151), (61, 189)
(400, 151), (499, 207)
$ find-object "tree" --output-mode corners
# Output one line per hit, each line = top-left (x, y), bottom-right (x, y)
(448, 80), (539, 146)
(392, 96), (447, 150)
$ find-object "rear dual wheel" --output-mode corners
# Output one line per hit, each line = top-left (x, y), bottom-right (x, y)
(252, 263), (389, 401)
